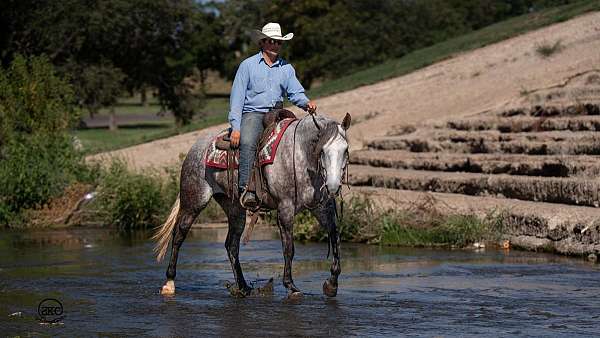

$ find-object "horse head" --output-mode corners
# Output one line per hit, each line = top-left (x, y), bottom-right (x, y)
(314, 113), (351, 197)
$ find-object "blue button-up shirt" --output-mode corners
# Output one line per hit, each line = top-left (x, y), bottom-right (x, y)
(228, 51), (310, 131)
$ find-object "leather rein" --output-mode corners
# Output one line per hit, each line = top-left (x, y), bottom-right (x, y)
(291, 112), (349, 213)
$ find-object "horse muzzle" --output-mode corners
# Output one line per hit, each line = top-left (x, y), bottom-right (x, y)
(326, 182), (342, 198)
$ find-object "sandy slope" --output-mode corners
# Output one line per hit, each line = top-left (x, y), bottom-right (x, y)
(90, 11), (600, 169)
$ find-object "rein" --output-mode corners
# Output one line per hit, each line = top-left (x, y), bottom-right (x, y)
(291, 113), (349, 214)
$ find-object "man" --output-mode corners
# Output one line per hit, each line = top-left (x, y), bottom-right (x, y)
(228, 22), (317, 208)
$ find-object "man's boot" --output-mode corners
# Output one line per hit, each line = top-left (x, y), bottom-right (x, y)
(240, 187), (258, 210)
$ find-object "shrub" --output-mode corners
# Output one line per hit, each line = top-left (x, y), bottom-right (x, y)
(535, 40), (564, 58)
(0, 55), (86, 226)
(0, 54), (77, 143)
(93, 160), (177, 230)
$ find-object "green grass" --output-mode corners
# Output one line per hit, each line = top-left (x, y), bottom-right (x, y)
(90, 95), (229, 117)
(307, 0), (600, 99)
(379, 213), (493, 247)
(278, 196), (501, 247)
(74, 112), (228, 154)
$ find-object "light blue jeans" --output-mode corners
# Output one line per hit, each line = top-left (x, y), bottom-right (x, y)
(238, 112), (264, 189)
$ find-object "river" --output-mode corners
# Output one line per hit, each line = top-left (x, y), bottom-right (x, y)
(1, 227), (599, 337)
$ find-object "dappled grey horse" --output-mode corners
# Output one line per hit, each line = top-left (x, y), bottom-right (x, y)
(153, 113), (351, 297)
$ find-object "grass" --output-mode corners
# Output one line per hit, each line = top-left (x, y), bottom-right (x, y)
(379, 213), (493, 247)
(74, 112), (228, 154)
(306, 0), (600, 99)
(535, 40), (564, 58)
(74, 94), (229, 155)
(280, 196), (501, 247)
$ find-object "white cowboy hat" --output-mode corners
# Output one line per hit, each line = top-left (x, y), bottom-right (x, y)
(251, 22), (294, 43)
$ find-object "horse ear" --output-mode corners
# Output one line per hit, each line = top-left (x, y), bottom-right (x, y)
(341, 113), (351, 130)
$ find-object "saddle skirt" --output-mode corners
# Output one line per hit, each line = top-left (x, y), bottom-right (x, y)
(205, 118), (296, 169)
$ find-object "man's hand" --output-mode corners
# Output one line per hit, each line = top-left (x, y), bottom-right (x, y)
(307, 100), (317, 114)
(230, 130), (241, 148)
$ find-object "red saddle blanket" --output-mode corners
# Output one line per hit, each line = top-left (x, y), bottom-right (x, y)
(205, 118), (296, 169)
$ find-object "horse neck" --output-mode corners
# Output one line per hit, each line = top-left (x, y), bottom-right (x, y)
(293, 117), (324, 165)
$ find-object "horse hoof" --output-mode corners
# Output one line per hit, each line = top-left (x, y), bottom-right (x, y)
(323, 280), (338, 297)
(160, 280), (175, 295)
(287, 291), (303, 300)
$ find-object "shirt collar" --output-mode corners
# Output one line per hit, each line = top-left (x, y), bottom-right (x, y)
(257, 51), (281, 67)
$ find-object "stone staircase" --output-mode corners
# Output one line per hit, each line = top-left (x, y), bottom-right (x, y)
(348, 103), (600, 255)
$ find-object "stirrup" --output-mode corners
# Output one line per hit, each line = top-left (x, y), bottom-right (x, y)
(240, 188), (259, 211)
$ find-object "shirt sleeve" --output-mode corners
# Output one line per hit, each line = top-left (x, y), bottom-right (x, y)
(228, 62), (249, 131)
(285, 65), (310, 109)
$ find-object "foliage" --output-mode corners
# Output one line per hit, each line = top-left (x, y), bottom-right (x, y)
(0, 134), (88, 226)
(379, 213), (493, 247)
(93, 160), (178, 229)
(262, 195), (500, 246)
(67, 62), (125, 118)
(0, 55), (87, 226)
(1, 0), (224, 126)
(0, 54), (76, 143)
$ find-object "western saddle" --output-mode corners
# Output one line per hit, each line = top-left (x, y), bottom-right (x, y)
(215, 107), (297, 211)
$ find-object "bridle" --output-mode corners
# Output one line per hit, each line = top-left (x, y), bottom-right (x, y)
(292, 113), (349, 212)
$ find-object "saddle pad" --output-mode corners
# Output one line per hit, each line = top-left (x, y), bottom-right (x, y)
(204, 118), (296, 169)
(258, 118), (295, 166)
(205, 129), (239, 169)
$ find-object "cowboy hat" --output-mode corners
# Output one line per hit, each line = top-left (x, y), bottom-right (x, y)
(251, 22), (294, 43)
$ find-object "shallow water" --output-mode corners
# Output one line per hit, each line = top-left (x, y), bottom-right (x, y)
(1, 227), (599, 337)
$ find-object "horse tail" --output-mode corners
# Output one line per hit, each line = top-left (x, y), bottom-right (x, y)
(153, 195), (180, 263)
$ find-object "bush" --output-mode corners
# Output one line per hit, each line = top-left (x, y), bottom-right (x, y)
(0, 54), (77, 143)
(0, 55), (86, 226)
(0, 134), (87, 221)
(535, 40), (564, 58)
(93, 160), (179, 230)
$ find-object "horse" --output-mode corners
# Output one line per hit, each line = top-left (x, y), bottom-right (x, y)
(153, 112), (352, 297)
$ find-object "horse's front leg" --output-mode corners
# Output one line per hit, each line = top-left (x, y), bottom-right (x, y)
(214, 194), (252, 296)
(277, 202), (301, 295)
(311, 198), (341, 297)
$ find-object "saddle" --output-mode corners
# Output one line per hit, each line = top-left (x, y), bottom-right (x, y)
(216, 108), (297, 210)
(215, 109), (296, 151)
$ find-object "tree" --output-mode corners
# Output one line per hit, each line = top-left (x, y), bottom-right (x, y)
(67, 61), (125, 130)
(1, 0), (225, 126)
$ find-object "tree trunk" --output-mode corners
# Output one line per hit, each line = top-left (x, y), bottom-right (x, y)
(141, 87), (148, 107)
(109, 106), (118, 131)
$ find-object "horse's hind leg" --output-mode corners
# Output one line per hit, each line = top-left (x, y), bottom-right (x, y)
(213, 194), (251, 296)
(311, 198), (341, 297)
(160, 181), (212, 295)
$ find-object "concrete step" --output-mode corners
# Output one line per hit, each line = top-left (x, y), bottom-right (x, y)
(348, 165), (600, 207)
(348, 186), (600, 255)
(373, 130), (600, 145)
(499, 103), (600, 117)
(350, 150), (600, 178)
(366, 133), (600, 155)
(443, 116), (600, 133)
